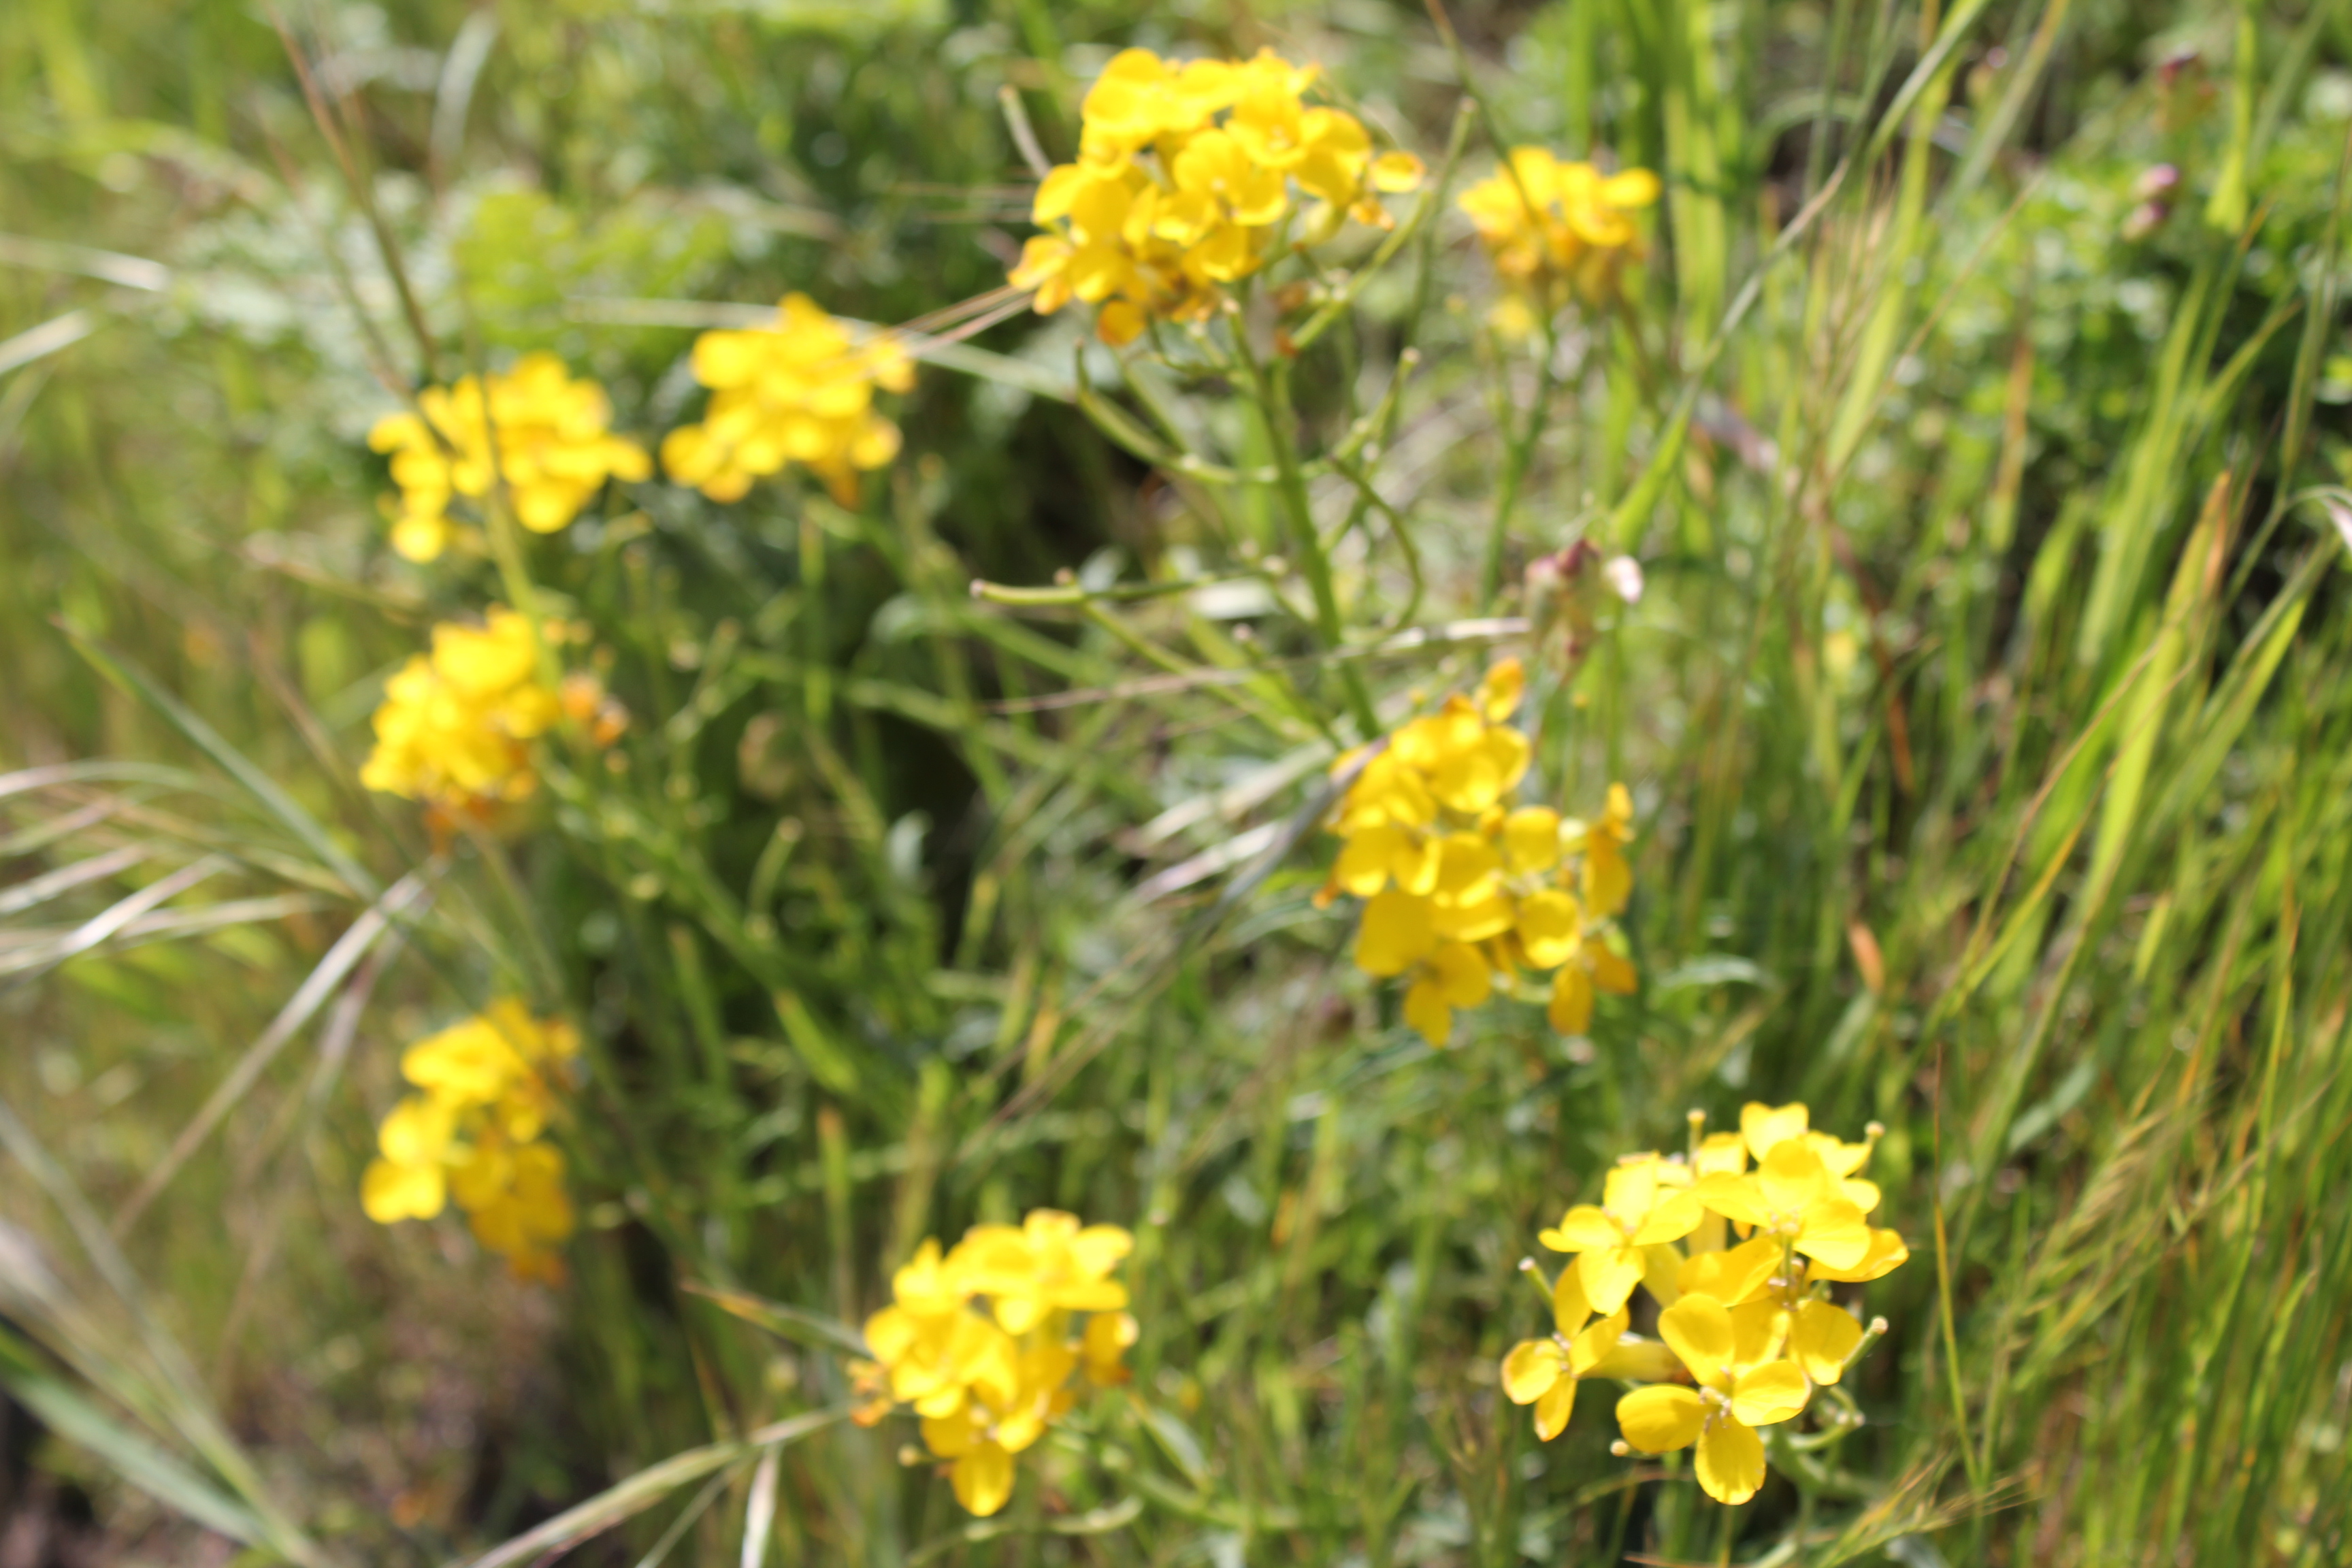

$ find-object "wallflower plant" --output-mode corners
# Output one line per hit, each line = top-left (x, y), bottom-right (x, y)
(852, 1210), (1136, 1517)
(360, 1000), (581, 1284)
(368, 353), (651, 564)
(1505, 1103), (1905, 1505)
(1009, 46), (1423, 344)
(1459, 148), (1661, 325)
(1320, 658), (1640, 1046)
(661, 292), (914, 504)
(359, 606), (564, 822)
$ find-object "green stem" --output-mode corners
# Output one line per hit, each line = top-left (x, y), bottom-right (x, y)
(1480, 311), (1561, 609)
(1232, 322), (1379, 737)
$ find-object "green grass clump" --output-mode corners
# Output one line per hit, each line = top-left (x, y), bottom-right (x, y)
(3, 1), (2351, 1565)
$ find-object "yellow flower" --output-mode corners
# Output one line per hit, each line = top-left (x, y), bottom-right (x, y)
(1689, 1138), (1875, 1273)
(1013, 46), (1420, 343)
(402, 998), (578, 1142)
(1574, 783), (1637, 919)
(1081, 1310), (1139, 1386)
(368, 353), (649, 562)
(957, 1209), (1134, 1333)
(1458, 148), (1661, 315)
(1324, 660), (1641, 1046)
(1075, 48), (1238, 161)
(1501, 1266), (1681, 1440)
(1736, 1100), (1884, 1209)
(1712, 1105), (1910, 1288)
(1545, 930), (1638, 1036)
(453, 1135), (574, 1284)
(1806, 1226), (1910, 1284)
(866, 1299), (1019, 1417)
(359, 608), (561, 817)
(1539, 1154), (1705, 1313)
(1401, 939), (1492, 1047)
(917, 1340), (1078, 1516)
(1616, 1292), (1810, 1505)
(862, 1210), (1135, 1518)
(1673, 1108), (1908, 1384)
(662, 294), (913, 505)
(1391, 696), (1529, 814)
(1166, 128), (1290, 237)
(1476, 658), (1527, 721)
(359, 1095), (455, 1223)
(1509, 1107), (1904, 1512)
(359, 1000), (580, 1280)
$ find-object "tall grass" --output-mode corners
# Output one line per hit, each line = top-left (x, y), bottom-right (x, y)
(3, 1), (2350, 1565)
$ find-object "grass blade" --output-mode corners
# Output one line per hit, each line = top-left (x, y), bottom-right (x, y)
(62, 627), (381, 900)
(455, 1407), (847, 1568)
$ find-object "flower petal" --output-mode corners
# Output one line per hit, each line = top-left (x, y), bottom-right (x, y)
(1658, 1293), (1735, 1386)
(1515, 888), (1581, 969)
(1334, 824), (1407, 896)
(1792, 1301), (1863, 1385)
(1690, 1173), (1768, 1228)
(1729, 1359), (1810, 1428)
(1588, 943), (1637, 995)
(1567, 1307), (1630, 1375)
(1428, 941), (1492, 1007)
(1532, 1371), (1578, 1440)
(1501, 1339), (1566, 1405)
(1631, 1190), (1704, 1246)
(1793, 1196), (1872, 1269)
(1402, 977), (1453, 1047)
(1548, 963), (1593, 1035)
(1586, 1337), (1684, 1382)
(1502, 806), (1563, 876)
(1356, 889), (1437, 977)
(1640, 1242), (1684, 1307)
(1615, 1385), (1705, 1454)
(1695, 1417), (1767, 1505)
(1808, 1227), (1910, 1284)
(1475, 658), (1525, 721)
(1537, 1206), (1621, 1254)
(1676, 1235), (1782, 1306)
(1740, 1102), (1810, 1162)
(951, 1441), (1015, 1516)
(1551, 1260), (1593, 1335)
(1578, 1246), (1646, 1316)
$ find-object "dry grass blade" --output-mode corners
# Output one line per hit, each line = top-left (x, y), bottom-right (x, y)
(0, 310), (100, 376)
(454, 1407), (847, 1568)
(738, 1444), (781, 1568)
(0, 1342), (267, 1548)
(0, 845), (150, 918)
(110, 870), (434, 1234)
(0, 1098), (327, 1565)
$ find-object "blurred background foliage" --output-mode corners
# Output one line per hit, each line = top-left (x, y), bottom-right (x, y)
(5, 0), (2352, 1564)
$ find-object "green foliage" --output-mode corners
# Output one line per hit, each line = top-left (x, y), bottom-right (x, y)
(4, 1), (2352, 1565)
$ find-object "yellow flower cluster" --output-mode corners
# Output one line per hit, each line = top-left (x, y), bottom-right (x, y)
(1503, 1103), (1907, 1505)
(1319, 659), (1637, 1046)
(853, 1211), (1137, 1518)
(661, 293), (914, 506)
(1458, 149), (1661, 320)
(368, 353), (651, 564)
(359, 1000), (581, 1284)
(359, 607), (561, 819)
(1011, 48), (1424, 346)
